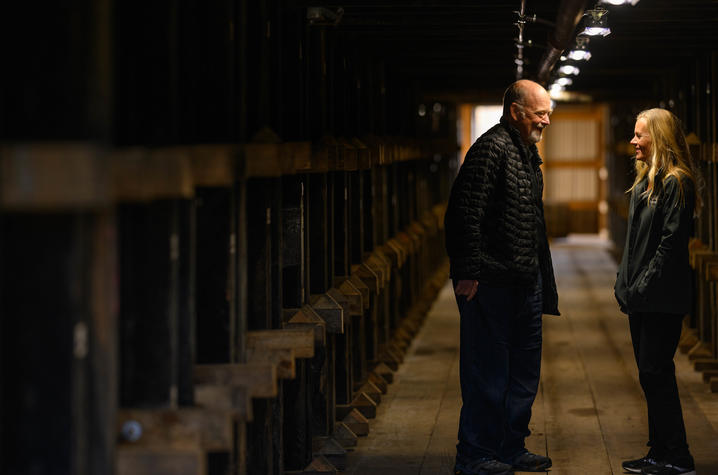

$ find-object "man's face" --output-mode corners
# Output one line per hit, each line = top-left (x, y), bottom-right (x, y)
(510, 88), (552, 144)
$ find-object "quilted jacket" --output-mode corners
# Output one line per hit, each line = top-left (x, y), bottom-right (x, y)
(444, 117), (559, 315)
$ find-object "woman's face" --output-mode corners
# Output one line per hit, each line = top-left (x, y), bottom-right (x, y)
(630, 118), (652, 163)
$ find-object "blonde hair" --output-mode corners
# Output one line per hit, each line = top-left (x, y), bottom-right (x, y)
(629, 108), (702, 214)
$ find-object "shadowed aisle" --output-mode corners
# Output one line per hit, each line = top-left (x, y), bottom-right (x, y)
(344, 236), (718, 474)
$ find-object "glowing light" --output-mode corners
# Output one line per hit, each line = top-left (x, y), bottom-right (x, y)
(568, 49), (592, 61)
(558, 65), (580, 76)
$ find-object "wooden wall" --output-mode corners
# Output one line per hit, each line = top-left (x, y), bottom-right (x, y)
(0, 1), (456, 474)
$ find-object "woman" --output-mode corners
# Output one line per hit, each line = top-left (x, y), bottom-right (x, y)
(615, 108), (701, 475)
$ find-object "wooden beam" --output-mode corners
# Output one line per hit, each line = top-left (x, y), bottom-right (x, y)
(112, 148), (194, 201)
(193, 363), (277, 398)
(246, 348), (296, 379)
(0, 143), (109, 210)
(116, 448), (205, 475)
(284, 306), (327, 349)
(246, 328), (315, 359)
(194, 385), (253, 421)
(188, 145), (237, 187)
(117, 408), (233, 451)
(310, 293), (345, 334)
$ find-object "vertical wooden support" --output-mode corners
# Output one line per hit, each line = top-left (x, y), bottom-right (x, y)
(1, 211), (117, 475)
(283, 176), (305, 308)
(196, 187), (233, 364)
(246, 177), (273, 331)
(177, 198), (197, 406)
(235, 174), (248, 365)
(245, 177), (279, 475)
(308, 173), (329, 294)
(119, 199), (182, 407)
(332, 171), (350, 280)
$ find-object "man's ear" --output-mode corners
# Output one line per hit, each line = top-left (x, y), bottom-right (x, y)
(509, 102), (523, 122)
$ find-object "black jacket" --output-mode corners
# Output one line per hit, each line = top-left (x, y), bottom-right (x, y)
(444, 118), (559, 315)
(615, 175), (695, 315)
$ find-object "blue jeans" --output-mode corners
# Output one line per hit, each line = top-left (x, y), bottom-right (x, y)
(454, 274), (543, 464)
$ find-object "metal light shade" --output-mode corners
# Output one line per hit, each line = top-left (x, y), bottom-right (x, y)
(581, 8), (611, 37)
(600, 0), (639, 5)
(568, 49), (592, 61)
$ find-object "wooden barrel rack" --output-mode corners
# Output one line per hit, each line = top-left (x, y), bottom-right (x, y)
(0, 137), (454, 475)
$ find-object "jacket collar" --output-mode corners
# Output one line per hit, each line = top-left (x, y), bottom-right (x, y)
(499, 116), (543, 166)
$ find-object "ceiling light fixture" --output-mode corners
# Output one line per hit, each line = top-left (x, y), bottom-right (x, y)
(558, 64), (580, 76)
(581, 7), (611, 37)
(567, 35), (592, 61)
(556, 77), (574, 86)
(307, 6), (344, 26)
(549, 83), (566, 99)
(600, 0), (639, 5)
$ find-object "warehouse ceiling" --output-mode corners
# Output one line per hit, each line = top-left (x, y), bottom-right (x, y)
(298, 0), (718, 103)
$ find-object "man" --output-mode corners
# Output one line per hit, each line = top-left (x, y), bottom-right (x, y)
(444, 79), (560, 475)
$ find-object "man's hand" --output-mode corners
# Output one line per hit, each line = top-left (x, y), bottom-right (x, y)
(454, 279), (479, 301)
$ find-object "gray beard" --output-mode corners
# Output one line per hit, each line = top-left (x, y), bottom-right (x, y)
(529, 129), (543, 143)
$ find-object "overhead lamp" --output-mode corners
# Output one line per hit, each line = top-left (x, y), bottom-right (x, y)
(567, 36), (592, 61)
(549, 83), (566, 99)
(558, 64), (580, 76)
(307, 6), (344, 25)
(581, 7), (611, 37)
(556, 77), (573, 87)
(600, 0), (639, 5)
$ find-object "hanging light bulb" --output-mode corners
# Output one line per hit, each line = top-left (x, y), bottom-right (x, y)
(567, 35), (592, 61)
(558, 64), (580, 76)
(600, 0), (639, 5)
(581, 7), (611, 37)
(549, 83), (566, 99)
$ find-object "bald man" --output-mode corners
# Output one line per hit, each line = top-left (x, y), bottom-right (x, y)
(444, 80), (560, 475)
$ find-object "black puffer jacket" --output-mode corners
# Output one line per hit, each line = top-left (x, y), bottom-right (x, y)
(614, 175), (695, 315)
(444, 117), (559, 315)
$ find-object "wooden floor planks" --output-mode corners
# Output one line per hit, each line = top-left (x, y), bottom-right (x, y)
(343, 237), (718, 474)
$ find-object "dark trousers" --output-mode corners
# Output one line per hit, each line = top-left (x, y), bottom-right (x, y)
(628, 312), (691, 462)
(454, 275), (543, 464)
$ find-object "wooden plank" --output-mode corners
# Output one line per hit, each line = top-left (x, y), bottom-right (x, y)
(337, 139), (359, 171)
(193, 363), (277, 398)
(707, 261), (718, 281)
(352, 138), (371, 169)
(543, 248), (635, 474)
(116, 448), (205, 475)
(333, 422), (358, 448)
(303, 455), (338, 474)
(89, 210), (119, 474)
(112, 148), (194, 201)
(348, 275), (370, 309)
(243, 142), (292, 177)
(247, 327), (315, 359)
(246, 347), (296, 379)
(313, 437), (347, 470)
(117, 408), (233, 451)
(353, 263), (379, 294)
(0, 143), (109, 209)
(690, 248), (713, 269)
(311, 293), (345, 334)
(330, 285), (362, 317)
(194, 384), (253, 421)
(188, 145), (237, 187)
(284, 306), (326, 349)
(242, 142), (311, 177)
